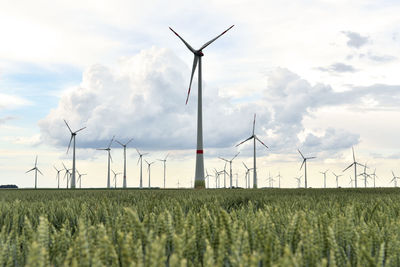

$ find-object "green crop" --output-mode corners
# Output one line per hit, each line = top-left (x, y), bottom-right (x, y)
(0, 188), (399, 266)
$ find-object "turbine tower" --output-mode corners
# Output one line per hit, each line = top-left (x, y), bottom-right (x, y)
(54, 166), (62, 189)
(158, 153), (169, 189)
(343, 147), (364, 188)
(115, 138), (133, 188)
(96, 136), (115, 188)
(298, 149), (316, 188)
(170, 25), (234, 189)
(64, 120), (86, 189)
(219, 152), (240, 189)
(136, 148), (148, 188)
(332, 172), (343, 188)
(320, 169), (329, 188)
(26, 156), (43, 189)
(145, 160), (155, 188)
(236, 114), (268, 189)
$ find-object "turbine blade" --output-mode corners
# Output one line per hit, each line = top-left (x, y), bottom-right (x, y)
(343, 163), (354, 172)
(96, 148), (107, 151)
(298, 149), (305, 159)
(75, 127), (86, 133)
(26, 168), (35, 173)
(169, 27), (196, 53)
(255, 137), (269, 149)
(186, 55), (198, 105)
(307, 156), (316, 160)
(231, 152), (240, 161)
(165, 153), (169, 161)
(126, 138), (134, 146)
(37, 168), (43, 175)
(300, 159), (305, 170)
(242, 162), (248, 169)
(219, 157), (228, 162)
(109, 152), (113, 163)
(67, 135), (73, 154)
(252, 114), (256, 135)
(62, 162), (68, 170)
(35, 155), (38, 166)
(137, 156), (141, 165)
(64, 120), (73, 133)
(235, 136), (253, 147)
(107, 136), (115, 148)
(200, 25), (234, 50)
(115, 140), (124, 147)
(352, 146), (355, 162)
(392, 171), (395, 177)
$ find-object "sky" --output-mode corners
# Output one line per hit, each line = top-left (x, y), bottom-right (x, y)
(1, 0), (400, 189)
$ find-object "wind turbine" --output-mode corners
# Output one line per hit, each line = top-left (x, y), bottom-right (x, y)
(267, 172), (275, 188)
(343, 147), (364, 188)
(332, 172), (343, 188)
(222, 163), (228, 188)
(64, 120), (86, 189)
(62, 163), (71, 189)
(276, 172), (282, 189)
(112, 170), (122, 189)
(170, 25), (234, 189)
(349, 176), (355, 188)
(76, 170), (87, 189)
(242, 162), (253, 189)
(236, 114), (269, 189)
(391, 171), (400, 187)
(358, 163), (370, 188)
(96, 136), (114, 188)
(145, 160), (155, 188)
(136, 148), (148, 189)
(370, 168), (378, 188)
(158, 153), (169, 189)
(115, 138), (133, 188)
(294, 175), (302, 188)
(54, 166), (62, 189)
(320, 169), (329, 188)
(219, 152), (240, 189)
(298, 149), (316, 188)
(205, 169), (212, 189)
(26, 156), (43, 189)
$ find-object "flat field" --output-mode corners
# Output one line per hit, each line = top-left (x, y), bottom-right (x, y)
(0, 188), (399, 266)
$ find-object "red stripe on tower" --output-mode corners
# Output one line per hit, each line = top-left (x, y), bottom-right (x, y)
(196, 150), (203, 154)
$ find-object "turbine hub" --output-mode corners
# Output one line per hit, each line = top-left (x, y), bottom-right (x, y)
(196, 50), (204, 57)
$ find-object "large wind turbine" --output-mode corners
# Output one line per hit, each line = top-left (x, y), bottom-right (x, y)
(136, 148), (148, 189)
(115, 138), (133, 188)
(54, 166), (62, 189)
(96, 136), (115, 188)
(320, 169), (329, 188)
(145, 160), (155, 188)
(298, 149), (316, 189)
(158, 153), (169, 189)
(170, 25), (234, 189)
(343, 147), (364, 188)
(26, 156), (43, 189)
(236, 114), (268, 189)
(219, 152), (240, 189)
(64, 120), (86, 189)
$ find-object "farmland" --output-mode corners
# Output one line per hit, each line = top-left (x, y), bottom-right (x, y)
(0, 188), (400, 266)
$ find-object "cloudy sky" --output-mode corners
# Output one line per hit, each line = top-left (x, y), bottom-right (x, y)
(1, 0), (400, 188)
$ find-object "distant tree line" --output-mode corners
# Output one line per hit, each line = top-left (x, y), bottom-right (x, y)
(0, 185), (18, 188)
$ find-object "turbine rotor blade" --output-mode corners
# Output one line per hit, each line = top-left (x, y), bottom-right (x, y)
(231, 152), (240, 161)
(165, 153), (169, 161)
(352, 147), (356, 162)
(242, 162), (248, 169)
(35, 155), (38, 166)
(298, 149), (305, 159)
(75, 127), (86, 133)
(343, 163), (354, 172)
(219, 157), (228, 162)
(169, 27), (196, 53)
(300, 159), (305, 170)
(37, 168), (43, 176)
(186, 55), (198, 105)
(107, 136), (115, 149)
(235, 136), (253, 147)
(200, 25), (234, 50)
(255, 136), (268, 149)
(126, 138), (134, 146)
(64, 120), (73, 133)
(67, 135), (73, 154)
(26, 168), (35, 173)
(115, 140), (124, 147)
(252, 114), (256, 135)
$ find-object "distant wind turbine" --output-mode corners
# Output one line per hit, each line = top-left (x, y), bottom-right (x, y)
(76, 170), (87, 189)
(62, 163), (71, 189)
(96, 136), (115, 188)
(136, 148), (148, 189)
(358, 163), (370, 188)
(219, 152), (240, 189)
(343, 147), (364, 188)
(205, 169), (212, 189)
(158, 153), (169, 189)
(170, 25), (234, 189)
(276, 172), (282, 188)
(54, 166), (62, 189)
(320, 169), (329, 188)
(115, 138), (133, 188)
(145, 160), (155, 188)
(298, 149), (316, 188)
(294, 175), (302, 188)
(242, 162), (253, 189)
(349, 176), (355, 188)
(64, 120), (86, 189)
(391, 171), (400, 187)
(26, 156), (43, 189)
(112, 170), (122, 189)
(370, 168), (378, 188)
(236, 114), (269, 189)
(332, 172), (343, 188)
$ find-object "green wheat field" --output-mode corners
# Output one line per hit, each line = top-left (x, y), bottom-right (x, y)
(0, 188), (399, 266)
